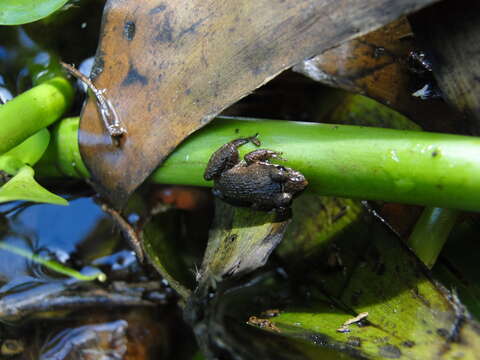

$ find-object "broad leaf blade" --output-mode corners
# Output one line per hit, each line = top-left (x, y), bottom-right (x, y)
(142, 209), (193, 301)
(79, 0), (442, 206)
(263, 198), (480, 358)
(197, 199), (290, 286)
(293, 19), (462, 133)
(0, 0), (70, 25)
(0, 166), (67, 205)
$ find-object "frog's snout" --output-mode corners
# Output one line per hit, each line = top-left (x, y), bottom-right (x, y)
(285, 170), (308, 193)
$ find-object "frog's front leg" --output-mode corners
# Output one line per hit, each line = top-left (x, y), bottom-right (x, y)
(204, 135), (260, 180)
(244, 149), (285, 165)
(273, 192), (292, 207)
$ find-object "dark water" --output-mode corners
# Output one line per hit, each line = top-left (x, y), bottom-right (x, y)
(0, 197), (197, 359)
(0, 198), (105, 282)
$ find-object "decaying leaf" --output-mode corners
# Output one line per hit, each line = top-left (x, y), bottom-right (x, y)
(274, 219), (480, 358)
(142, 209), (194, 302)
(79, 0), (442, 206)
(184, 198), (356, 359)
(409, 1), (480, 135)
(187, 279), (357, 360)
(293, 18), (465, 133)
(196, 199), (290, 289)
(250, 194), (480, 359)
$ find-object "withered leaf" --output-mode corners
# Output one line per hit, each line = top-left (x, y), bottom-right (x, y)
(410, 1), (480, 135)
(197, 199), (290, 288)
(293, 18), (464, 133)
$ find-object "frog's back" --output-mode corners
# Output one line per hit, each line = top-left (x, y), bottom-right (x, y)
(213, 163), (282, 208)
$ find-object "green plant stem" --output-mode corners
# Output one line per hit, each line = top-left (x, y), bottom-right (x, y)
(0, 77), (73, 155)
(36, 116), (480, 212)
(407, 207), (459, 269)
(35, 117), (89, 178)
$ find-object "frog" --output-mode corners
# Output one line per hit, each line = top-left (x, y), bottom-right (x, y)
(203, 135), (308, 212)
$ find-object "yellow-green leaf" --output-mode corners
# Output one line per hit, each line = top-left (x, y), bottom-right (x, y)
(0, 165), (67, 205)
(0, 129), (50, 174)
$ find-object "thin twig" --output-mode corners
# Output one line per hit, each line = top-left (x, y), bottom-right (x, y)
(97, 199), (145, 263)
(60, 61), (127, 140)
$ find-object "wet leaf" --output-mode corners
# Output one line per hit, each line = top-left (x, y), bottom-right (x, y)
(79, 0), (442, 206)
(188, 280), (361, 360)
(0, 165), (67, 205)
(294, 19), (464, 133)
(197, 199), (290, 288)
(270, 206), (480, 359)
(185, 199), (308, 359)
(0, 0), (70, 25)
(277, 195), (363, 262)
(142, 209), (194, 301)
(434, 219), (480, 320)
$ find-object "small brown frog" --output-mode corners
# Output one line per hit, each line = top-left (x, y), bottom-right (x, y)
(203, 135), (308, 212)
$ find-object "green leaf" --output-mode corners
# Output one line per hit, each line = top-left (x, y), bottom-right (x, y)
(267, 198), (480, 359)
(0, 165), (67, 205)
(0, 129), (50, 175)
(0, 0), (70, 25)
(142, 209), (194, 302)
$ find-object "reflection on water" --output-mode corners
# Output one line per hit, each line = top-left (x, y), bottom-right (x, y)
(0, 197), (109, 322)
(0, 197), (105, 283)
(0, 197), (197, 359)
(39, 320), (128, 360)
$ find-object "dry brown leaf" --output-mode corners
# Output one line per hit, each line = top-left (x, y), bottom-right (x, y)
(79, 0), (442, 206)
(294, 18), (463, 133)
(410, 1), (480, 135)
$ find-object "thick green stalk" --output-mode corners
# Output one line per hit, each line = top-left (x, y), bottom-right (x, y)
(35, 117), (89, 178)
(407, 207), (459, 268)
(0, 77), (74, 155)
(37, 116), (480, 212)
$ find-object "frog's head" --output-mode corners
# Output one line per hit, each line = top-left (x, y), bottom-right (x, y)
(284, 168), (308, 195)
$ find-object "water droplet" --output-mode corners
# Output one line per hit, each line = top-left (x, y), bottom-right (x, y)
(390, 150), (400, 163)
